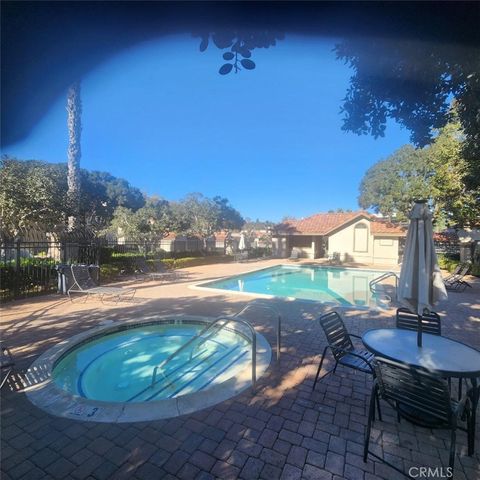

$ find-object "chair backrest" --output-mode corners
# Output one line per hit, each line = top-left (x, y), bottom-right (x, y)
(70, 265), (98, 290)
(318, 311), (353, 360)
(396, 308), (441, 335)
(373, 357), (452, 425)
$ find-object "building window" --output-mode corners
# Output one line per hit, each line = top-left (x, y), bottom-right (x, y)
(353, 223), (368, 252)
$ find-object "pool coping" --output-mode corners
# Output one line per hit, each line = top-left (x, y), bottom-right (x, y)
(190, 263), (398, 308)
(25, 314), (272, 423)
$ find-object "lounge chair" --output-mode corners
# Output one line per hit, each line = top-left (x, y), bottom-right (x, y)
(289, 249), (299, 261)
(443, 262), (464, 283)
(67, 265), (136, 303)
(234, 251), (249, 262)
(133, 257), (172, 281)
(0, 343), (15, 389)
(444, 263), (472, 292)
(364, 357), (473, 476)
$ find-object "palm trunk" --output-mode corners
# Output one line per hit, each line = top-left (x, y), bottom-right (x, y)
(67, 81), (82, 232)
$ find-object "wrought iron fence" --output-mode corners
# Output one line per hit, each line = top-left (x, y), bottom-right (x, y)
(0, 236), (220, 302)
(0, 239), (99, 302)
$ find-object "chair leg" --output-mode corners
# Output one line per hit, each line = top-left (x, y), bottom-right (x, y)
(449, 428), (456, 471)
(364, 387), (376, 462)
(375, 393), (382, 422)
(0, 368), (13, 389)
(312, 346), (329, 391)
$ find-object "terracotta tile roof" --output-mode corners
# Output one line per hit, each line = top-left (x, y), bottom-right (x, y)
(370, 220), (407, 236)
(276, 212), (406, 236)
(276, 212), (368, 235)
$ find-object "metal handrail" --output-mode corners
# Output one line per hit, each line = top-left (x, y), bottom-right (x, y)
(233, 302), (281, 361)
(151, 316), (257, 389)
(369, 271), (399, 299)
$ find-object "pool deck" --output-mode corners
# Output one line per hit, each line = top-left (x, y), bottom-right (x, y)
(1, 258), (479, 480)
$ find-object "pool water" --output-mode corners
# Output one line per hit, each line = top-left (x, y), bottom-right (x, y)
(53, 324), (251, 403)
(201, 265), (388, 306)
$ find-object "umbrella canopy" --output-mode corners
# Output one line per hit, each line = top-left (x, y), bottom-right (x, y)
(398, 201), (448, 317)
(238, 233), (247, 251)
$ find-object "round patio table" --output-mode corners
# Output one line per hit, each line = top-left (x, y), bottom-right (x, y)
(362, 328), (480, 455)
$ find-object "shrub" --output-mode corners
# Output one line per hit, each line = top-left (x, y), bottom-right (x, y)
(437, 254), (460, 273)
(100, 264), (122, 281)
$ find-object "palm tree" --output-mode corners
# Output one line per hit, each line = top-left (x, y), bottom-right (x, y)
(66, 81), (82, 232)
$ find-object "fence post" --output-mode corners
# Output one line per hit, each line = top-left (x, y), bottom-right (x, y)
(61, 241), (67, 264)
(14, 238), (21, 297)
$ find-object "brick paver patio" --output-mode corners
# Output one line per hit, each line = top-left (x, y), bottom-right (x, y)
(1, 259), (479, 479)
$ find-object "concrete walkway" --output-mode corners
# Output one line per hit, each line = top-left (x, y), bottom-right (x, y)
(1, 260), (479, 479)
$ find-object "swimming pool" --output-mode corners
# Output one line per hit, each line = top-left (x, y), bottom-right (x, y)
(26, 316), (271, 422)
(198, 265), (390, 307)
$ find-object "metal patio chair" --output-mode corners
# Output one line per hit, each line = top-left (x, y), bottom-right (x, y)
(396, 307), (441, 335)
(0, 343), (15, 389)
(444, 263), (472, 292)
(364, 357), (473, 476)
(313, 311), (382, 418)
(133, 257), (171, 281)
(67, 264), (136, 303)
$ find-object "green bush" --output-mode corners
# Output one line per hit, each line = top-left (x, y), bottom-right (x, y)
(437, 254), (460, 273)
(173, 255), (232, 269)
(100, 264), (122, 281)
(470, 264), (480, 277)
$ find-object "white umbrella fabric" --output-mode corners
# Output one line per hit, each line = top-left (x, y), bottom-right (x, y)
(238, 233), (247, 251)
(397, 201), (448, 346)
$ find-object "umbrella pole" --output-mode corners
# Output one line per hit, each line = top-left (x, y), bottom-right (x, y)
(417, 315), (422, 347)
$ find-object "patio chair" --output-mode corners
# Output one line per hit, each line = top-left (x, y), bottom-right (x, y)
(364, 357), (473, 476)
(133, 257), (171, 281)
(313, 311), (382, 417)
(0, 343), (15, 389)
(67, 264), (136, 303)
(444, 263), (472, 292)
(289, 249), (299, 261)
(396, 307), (441, 335)
(443, 263), (464, 283)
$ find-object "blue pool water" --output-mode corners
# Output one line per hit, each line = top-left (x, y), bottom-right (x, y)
(53, 324), (250, 403)
(201, 265), (388, 306)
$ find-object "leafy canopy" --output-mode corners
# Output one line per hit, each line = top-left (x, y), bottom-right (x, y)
(358, 123), (479, 227)
(108, 197), (175, 243)
(335, 39), (480, 187)
(0, 156), (145, 238)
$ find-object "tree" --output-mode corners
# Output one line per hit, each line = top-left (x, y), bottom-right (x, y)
(212, 196), (244, 231)
(0, 157), (146, 238)
(66, 81), (82, 231)
(108, 197), (174, 243)
(80, 170), (144, 230)
(358, 123), (479, 227)
(334, 39), (480, 187)
(172, 193), (244, 249)
(0, 157), (66, 239)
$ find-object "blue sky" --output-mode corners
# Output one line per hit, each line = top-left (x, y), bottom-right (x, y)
(4, 34), (410, 222)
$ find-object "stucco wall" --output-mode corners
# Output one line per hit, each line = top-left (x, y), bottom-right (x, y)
(328, 219), (399, 265)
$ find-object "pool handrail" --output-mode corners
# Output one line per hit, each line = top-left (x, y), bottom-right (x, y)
(234, 302), (281, 361)
(369, 271), (399, 300)
(151, 316), (257, 389)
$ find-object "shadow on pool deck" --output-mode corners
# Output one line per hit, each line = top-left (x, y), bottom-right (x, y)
(1, 260), (479, 479)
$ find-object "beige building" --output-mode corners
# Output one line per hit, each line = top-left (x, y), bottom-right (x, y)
(273, 211), (406, 265)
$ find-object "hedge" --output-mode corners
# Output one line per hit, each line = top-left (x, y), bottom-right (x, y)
(99, 255), (233, 281)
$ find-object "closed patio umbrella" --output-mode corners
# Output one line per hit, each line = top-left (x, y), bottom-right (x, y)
(238, 233), (247, 251)
(397, 200), (448, 346)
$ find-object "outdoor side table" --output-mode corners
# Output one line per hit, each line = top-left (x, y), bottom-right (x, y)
(362, 328), (480, 455)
